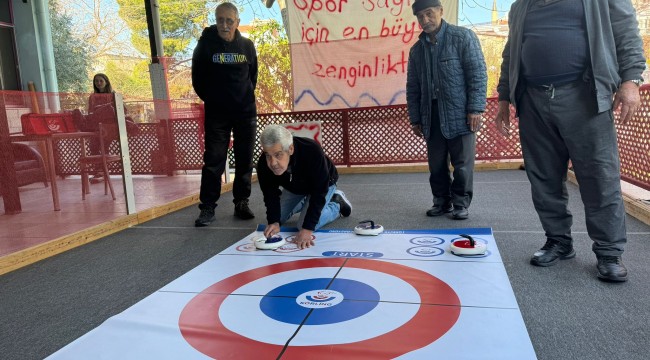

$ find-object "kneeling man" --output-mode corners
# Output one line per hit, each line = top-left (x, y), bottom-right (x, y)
(257, 125), (352, 249)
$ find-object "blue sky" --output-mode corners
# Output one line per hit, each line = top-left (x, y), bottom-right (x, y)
(458, 0), (514, 25)
(237, 0), (516, 26)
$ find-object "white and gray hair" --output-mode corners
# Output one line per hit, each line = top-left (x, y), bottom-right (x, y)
(216, 2), (239, 18)
(261, 125), (293, 151)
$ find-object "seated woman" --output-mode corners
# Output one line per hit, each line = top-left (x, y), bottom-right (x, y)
(73, 73), (138, 183)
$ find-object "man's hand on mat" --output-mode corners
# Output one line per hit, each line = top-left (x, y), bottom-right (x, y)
(294, 229), (315, 249)
(264, 223), (280, 238)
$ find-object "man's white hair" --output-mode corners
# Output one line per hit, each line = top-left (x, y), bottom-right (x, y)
(261, 125), (293, 151)
(216, 2), (239, 18)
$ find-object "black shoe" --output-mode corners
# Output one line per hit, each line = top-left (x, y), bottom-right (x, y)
(234, 199), (255, 220)
(426, 203), (453, 217)
(452, 206), (469, 220)
(195, 207), (215, 227)
(530, 239), (576, 267)
(596, 256), (628, 282)
(331, 190), (352, 217)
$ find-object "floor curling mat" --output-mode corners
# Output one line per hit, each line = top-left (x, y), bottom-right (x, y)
(47, 226), (537, 359)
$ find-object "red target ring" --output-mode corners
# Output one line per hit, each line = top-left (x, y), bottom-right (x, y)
(179, 258), (460, 359)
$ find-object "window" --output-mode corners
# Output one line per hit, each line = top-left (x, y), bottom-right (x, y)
(0, 0), (10, 23)
(0, 0), (20, 90)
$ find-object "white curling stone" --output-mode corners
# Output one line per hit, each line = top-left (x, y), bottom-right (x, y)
(354, 224), (384, 236)
(254, 234), (286, 250)
(450, 240), (487, 255)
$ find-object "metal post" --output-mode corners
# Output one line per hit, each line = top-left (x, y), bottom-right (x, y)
(144, 0), (171, 121)
(114, 93), (136, 214)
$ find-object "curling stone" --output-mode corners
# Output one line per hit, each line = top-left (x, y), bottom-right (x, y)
(354, 220), (384, 236)
(450, 234), (487, 256)
(254, 234), (286, 250)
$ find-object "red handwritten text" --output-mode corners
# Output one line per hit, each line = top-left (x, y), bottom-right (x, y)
(294, 0), (349, 19)
(380, 18), (418, 44)
(362, 0), (413, 17)
(311, 50), (408, 87)
(302, 22), (331, 45)
(342, 26), (370, 40)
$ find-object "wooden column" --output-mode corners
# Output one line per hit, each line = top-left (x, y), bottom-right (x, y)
(0, 95), (22, 214)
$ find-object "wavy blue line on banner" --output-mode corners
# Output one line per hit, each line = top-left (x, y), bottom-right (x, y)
(295, 89), (406, 108)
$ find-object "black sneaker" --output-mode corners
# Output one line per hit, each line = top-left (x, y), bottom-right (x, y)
(234, 199), (255, 220)
(530, 239), (575, 267)
(195, 207), (215, 227)
(331, 190), (352, 217)
(596, 256), (628, 282)
(426, 203), (453, 217)
(451, 206), (469, 220)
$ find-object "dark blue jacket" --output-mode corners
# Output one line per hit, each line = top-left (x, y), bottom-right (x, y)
(406, 20), (487, 140)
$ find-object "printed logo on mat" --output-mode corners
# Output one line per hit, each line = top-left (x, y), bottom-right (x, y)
(298, 289), (343, 308)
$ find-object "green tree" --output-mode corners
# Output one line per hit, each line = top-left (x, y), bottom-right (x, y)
(104, 60), (153, 98)
(477, 34), (507, 98)
(49, 0), (91, 92)
(112, 0), (286, 101)
(114, 0), (215, 100)
(248, 19), (292, 113)
(115, 0), (209, 58)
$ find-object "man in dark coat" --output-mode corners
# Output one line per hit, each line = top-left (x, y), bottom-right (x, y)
(406, 0), (487, 220)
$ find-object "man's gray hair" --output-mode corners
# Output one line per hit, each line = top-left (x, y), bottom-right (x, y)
(216, 2), (239, 18)
(261, 125), (293, 151)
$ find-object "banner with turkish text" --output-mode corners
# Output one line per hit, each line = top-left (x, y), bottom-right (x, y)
(288, 0), (458, 110)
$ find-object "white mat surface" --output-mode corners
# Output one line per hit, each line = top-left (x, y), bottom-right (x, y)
(47, 226), (537, 360)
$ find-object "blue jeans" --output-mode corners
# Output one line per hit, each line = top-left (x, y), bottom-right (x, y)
(280, 185), (340, 230)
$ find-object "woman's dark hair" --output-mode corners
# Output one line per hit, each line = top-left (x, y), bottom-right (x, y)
(93, 73), (113, 93)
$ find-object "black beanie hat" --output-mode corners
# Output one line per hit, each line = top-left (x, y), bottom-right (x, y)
(412, 0), (442, 15)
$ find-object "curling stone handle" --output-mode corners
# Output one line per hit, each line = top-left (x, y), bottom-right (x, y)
(459, 234), (475, 247)
(359, 220), (376, 229)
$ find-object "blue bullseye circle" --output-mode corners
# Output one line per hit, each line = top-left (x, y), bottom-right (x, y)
(260, 278), (380, 325)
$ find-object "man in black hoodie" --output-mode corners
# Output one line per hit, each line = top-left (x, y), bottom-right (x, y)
(257, 125), (352, 249)
(192, 2), (258, 226)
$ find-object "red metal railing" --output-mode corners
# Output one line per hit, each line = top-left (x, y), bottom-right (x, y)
(1, 89), (649, 191)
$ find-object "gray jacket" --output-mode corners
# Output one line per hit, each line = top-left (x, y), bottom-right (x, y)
(406, 20), (487, 140)
(497, 0), (645, 113)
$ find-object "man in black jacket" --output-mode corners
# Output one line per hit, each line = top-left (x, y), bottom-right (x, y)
(192, 2), (258, 226)
(257, 125), (352, 249)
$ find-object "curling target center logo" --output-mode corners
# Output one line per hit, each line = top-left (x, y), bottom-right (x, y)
(297, 289), (344, 308)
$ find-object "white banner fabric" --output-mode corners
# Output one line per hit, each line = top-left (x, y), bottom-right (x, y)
(287, 0), (458, 110)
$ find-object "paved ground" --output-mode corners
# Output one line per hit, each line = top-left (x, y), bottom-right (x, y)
(1, 170), (649, 360)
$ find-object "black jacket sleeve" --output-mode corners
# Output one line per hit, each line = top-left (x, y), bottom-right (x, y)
(257, 157), (283, 225)
(250, 41), (258, 90)
(191, 38), (208, 102)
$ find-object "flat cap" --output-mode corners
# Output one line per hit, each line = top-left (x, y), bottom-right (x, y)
(412, 0), (442, 15)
